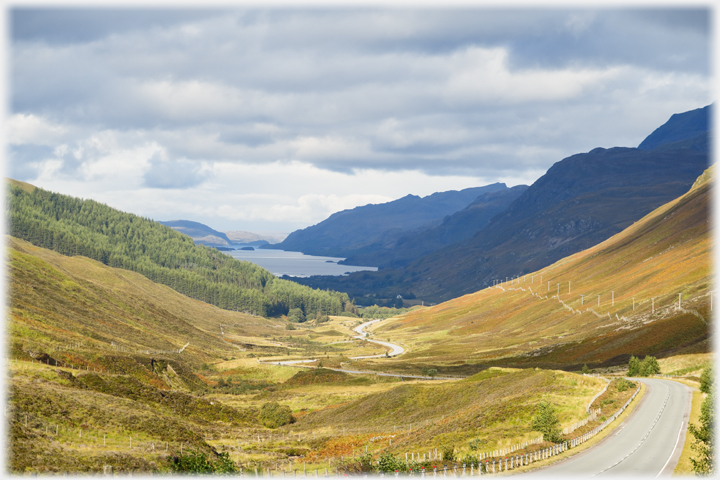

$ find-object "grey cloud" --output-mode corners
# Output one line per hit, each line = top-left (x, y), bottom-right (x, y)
(9, 8), (711, 183)
(7, 144), (53, 180)
(143, 153), (210, 189)
(11, 8), (222, 44)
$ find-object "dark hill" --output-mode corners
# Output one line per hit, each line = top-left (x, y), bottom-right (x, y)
(638, 104), (710, 151)
(266, 183), (507, 258)
(293, 105), (710, 303)
(340, 185), (528, 269)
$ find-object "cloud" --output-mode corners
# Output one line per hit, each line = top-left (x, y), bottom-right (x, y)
(143, 152), (210, 189)
(7, 7), (712, 232)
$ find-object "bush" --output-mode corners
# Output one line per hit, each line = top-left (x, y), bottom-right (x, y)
(628, 356), (640, 376)
(532, 401), (563, 443)
(700, 366), (713, 394)
(639, 356), (660, 376)
(357, 453), (375, 472)
(616, 378), (635, 392)
(168, 449), (237, 473)
(582, 364), (590, 374)
(468, 438), (484, 451)
(441, 445), (455, 462)
(377, 453), (405, 472)
(689, 392), (714, 474)
(288, 308), (305, 323)
(258, 402), (295, 428)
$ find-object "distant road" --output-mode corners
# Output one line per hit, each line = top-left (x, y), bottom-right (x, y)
(526, 378), (692, 477)
(350, 318), (405, 359)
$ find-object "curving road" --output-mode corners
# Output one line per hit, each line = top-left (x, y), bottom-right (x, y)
(350, 318), (405, 359)
(526, 378), (692, 477)
(257, 318), (406, 366)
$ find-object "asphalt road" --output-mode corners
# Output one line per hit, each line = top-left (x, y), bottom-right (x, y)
(526, 378), (692, 477)
(351, 318), (405, 359)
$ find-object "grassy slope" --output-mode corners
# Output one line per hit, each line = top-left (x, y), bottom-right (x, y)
(296, 368), (605, 456)
(368, 167), (712, 374)
(7, 236), (287, 365)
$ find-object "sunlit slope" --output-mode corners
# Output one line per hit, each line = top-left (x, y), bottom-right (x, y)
(8, 236), (284, 366)
(298, 368), (605, 451)
(374, 167), (712, 370)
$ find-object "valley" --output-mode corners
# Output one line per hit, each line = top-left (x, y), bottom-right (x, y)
(7, 9), (713, 477)
(6, 164), (712, 475)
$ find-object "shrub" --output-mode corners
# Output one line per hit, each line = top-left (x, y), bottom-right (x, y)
(288, 308), (305, 323)
(532, 401), (562, 443)
(441, 445), (455, 462)
(638, 356), (660, 377)
(428, 369), (438, 378)
(689, 392), (714, 474)
(461, 452), (478, 467)
(167, 449), (237, 473)
(628, 356), (640, 376)
(700, 366), (713, 394)
(258, 402), (295, 428)
(582, 364), (590, 374)
(357, 453), (375, 472)
(468, 438), (484, 451)
(616, 378), (635, 392)
(377, 453), (405, 472)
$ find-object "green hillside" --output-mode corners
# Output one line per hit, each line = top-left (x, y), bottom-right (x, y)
(6, 181), (355, 318)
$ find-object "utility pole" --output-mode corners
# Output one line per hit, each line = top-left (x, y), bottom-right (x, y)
(612, 291), (614, 307)
(598, 295), (600, 307)
(569, 281), (571, 294)
(581, 294), (584, 306)
(652, 298), (655, 313)
(632, 298), (635, 311)
(679, 293), (682, 309)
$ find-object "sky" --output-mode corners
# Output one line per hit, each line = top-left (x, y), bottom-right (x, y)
(6, 5), (713, 234)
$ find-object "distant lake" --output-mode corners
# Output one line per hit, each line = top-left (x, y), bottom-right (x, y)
(226, 248), (378, 277)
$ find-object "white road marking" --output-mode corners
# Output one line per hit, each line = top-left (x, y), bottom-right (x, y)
(656, 420), (684, 477)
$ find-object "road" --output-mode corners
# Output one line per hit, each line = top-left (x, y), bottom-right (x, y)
(526, 378), (692, 477)
(350, 318), (405, 359)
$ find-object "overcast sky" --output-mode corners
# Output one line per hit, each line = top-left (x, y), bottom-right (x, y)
(7, 6), (713, 234)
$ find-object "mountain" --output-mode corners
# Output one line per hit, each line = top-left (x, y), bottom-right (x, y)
(160, 220), (234, 246)
(638, 104), (710, 151)
(7, 181), (355, 318)
(293, 105), (710, 303)
(340, 185), (528, 269)
(225, 230), (288, 244)
(266, 183), (508, 258)
(369, 165), (712, 373)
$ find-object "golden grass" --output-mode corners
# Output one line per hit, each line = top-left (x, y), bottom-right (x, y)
(673, 389), (705, 475)
(658, 353), (712, 376)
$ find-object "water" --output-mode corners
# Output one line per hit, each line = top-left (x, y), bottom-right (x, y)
(226, 248), (378, 277)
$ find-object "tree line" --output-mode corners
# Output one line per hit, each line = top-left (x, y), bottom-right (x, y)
(7, 184), (356, 318)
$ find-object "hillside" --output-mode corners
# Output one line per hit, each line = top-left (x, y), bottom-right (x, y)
(267, 183), (507, 258)
(341, 185), (528, 269)
(7, 236), (297, 472)
(6, 181), (355, 318)
(294, 105), (710, 303)
(364, 166), (712, 374)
